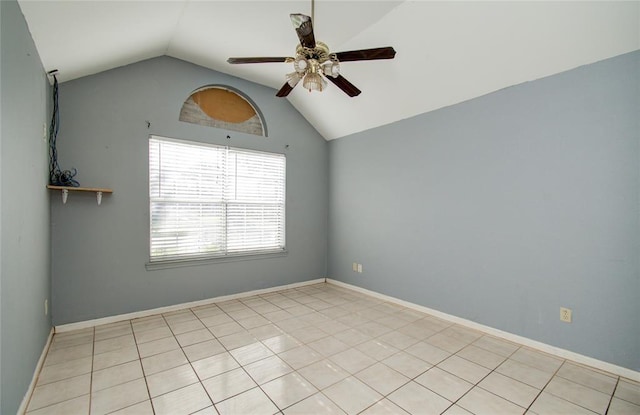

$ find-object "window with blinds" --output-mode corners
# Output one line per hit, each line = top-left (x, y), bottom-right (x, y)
(149, 136), (285, 262)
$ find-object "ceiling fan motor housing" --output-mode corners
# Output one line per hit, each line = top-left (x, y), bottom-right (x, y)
(295, 43), (339, 79)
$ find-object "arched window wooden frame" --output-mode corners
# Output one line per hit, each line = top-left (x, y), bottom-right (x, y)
(179, 85), (267, 137)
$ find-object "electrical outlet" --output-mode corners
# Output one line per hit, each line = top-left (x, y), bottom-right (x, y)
(44, 299), (48, 316)
(352, 262), (358, 272)
(357, 263), (363, 273)
(560, 307), (572, 323)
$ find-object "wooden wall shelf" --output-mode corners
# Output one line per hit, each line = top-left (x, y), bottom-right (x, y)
(47, 185), (113, 205)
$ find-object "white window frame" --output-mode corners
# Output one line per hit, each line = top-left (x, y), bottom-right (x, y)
(148, 135), (286, 266)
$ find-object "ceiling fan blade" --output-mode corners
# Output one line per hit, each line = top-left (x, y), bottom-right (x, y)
(326, 75), (361, 97)
(276, 82), (295, 97)
(227, 57), (291, 64)
(290, 14), (316, 49)
(335, 47), (396, 62)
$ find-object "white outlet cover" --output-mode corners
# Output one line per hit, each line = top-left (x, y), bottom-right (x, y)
(560, 307), (572, 323)
(357, 264), (363, 273)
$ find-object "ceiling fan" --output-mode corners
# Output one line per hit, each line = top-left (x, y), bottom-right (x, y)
(227, 11), (396, 98)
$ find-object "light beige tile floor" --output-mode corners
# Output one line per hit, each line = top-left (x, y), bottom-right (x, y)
(26, 283), (640, 415)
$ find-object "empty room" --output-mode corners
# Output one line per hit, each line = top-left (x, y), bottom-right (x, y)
(1, 1), (639, 414)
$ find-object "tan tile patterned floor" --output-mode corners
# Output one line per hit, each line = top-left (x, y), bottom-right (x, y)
(26, 283), (640, 414)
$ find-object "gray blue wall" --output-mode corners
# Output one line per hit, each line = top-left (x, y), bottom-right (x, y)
(1, 0), (52, 413)
(328, 51), (640, 371)
(51, 57), (329, 325)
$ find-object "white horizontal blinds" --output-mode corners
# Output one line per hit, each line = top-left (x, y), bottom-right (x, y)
(149, 139), (225, 202)
(226, 149), (286, 253)
(149, 136), (285, 261)
(150, 203), (225, 259)
(149, 138), (226, 260)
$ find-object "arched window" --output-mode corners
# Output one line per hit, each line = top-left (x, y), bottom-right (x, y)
(179, 86), (266, 137)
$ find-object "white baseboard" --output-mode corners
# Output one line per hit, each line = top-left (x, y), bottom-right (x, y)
(51, 276), (639, 381)
(327, 278), (640, 382)
(55, 278), (326, 333)
(18, 327), (54, 415)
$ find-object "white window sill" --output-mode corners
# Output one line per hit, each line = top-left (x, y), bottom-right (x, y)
(145, 250), (288, 271)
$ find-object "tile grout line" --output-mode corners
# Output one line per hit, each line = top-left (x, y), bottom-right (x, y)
(432, 339), (524, 414)
(161, 309), (211, 413)
(522, 357), (567, 415)
(533, 359), (622, 415)
(235, 286), (334, 412)
(246, 286), (333, 413)
(298, 295), (436, 414)
(131, 318), (157, 415)
(185, 287), (307, 413)
(377, 322), (475, 412)
(603, 377), (620, 415)
(353, 317), (561, 414)
(266, 287), (384, 413)
(189, 303), (238, 413)
(366, 299), (460, 412)
(88, 326), (95, 415)
(188, 287), (351, 412)
(191, 304), (231, 413)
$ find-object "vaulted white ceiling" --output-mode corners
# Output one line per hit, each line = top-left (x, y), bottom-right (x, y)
(18, 1), (640, 140)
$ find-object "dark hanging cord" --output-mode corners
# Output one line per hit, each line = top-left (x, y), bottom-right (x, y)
(48, 73), (79, 187)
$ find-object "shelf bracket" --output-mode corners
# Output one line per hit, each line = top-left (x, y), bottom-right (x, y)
(47, 185), (113, 206)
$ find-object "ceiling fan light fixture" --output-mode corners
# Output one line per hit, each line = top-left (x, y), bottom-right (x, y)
(294, 56), (308, 73)
(322, 61), (340, 78)
(302, 72), (327, 92)
(286, 72), (302, 87)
